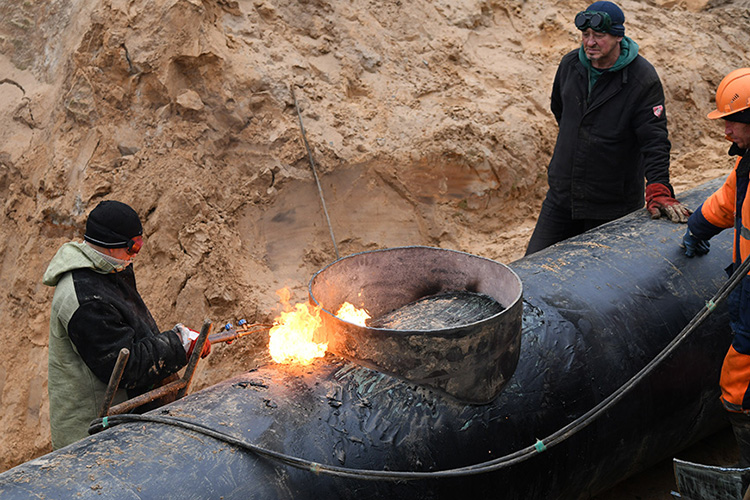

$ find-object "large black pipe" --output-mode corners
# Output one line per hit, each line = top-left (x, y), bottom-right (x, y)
(0, 178), (735, 499)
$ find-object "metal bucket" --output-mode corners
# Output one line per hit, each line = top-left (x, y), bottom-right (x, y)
(308, 246), (523, 403)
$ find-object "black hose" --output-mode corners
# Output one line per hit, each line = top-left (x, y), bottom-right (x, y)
(89, 253), (750, 481)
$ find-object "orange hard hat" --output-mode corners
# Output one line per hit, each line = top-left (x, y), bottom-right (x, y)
(708, 68), (750, 120)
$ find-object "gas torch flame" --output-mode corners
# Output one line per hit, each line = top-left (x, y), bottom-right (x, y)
(268, 288), (328, 365)
(268, 302), (327, 364)
(268, 289), (370, 365)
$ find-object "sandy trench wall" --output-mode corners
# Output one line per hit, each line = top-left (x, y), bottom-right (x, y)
(0, 0), (748, 471)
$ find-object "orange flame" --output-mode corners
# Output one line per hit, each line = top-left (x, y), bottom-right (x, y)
(268, 289), (371, 365)
(336, 302), (371, 326)
(268, 288), (328, 365)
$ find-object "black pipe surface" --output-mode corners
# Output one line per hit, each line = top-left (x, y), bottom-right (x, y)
(0, 178), (735, 499)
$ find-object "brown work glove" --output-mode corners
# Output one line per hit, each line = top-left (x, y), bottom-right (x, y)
(645, 183), (691, 223)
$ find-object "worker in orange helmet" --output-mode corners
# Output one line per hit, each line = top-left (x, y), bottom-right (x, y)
(43, 200), (211, 449)
(681, 68), (750, 467)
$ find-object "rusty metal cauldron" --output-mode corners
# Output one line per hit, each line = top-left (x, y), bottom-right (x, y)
(308, 246), (523, 404)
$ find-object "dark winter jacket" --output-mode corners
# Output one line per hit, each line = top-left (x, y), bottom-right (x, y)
(43, 242), (187, 449)
(546, 37), (672, 220)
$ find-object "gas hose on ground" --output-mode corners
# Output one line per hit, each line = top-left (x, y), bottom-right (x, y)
(88, 253), (750, 481)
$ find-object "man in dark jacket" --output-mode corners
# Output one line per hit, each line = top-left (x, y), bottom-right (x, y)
(525, 0), (690, 255)
(43, 200), (210, 449)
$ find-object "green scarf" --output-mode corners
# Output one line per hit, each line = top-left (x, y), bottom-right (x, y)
(578, 36), (639, 95)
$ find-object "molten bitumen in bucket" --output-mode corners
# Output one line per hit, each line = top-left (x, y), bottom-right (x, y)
(367, 290), (505, 330)
(308, 246), (523, 403)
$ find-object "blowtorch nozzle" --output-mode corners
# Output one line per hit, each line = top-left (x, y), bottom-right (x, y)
(208, 321), (273, 345)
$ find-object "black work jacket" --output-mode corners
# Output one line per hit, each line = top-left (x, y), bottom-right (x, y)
(66, 265), (187, 393)
(546, 49), (672, 220)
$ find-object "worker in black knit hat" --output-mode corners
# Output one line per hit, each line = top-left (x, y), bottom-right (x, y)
(42, 200), (210, 450)
(525, 1), (690, 255)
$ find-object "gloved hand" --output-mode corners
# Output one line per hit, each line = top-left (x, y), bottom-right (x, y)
(682, 228), (710, 258)
(175, 324), (212, 359)
(646, 183), (691, 223)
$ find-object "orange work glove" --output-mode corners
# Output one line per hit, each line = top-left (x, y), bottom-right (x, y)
(645, 183), (691, 223)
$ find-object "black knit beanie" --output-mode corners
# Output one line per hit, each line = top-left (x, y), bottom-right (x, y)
(585, 1), (625, 37)
(725, 108), (750, 124)
(84, 200), (143, 248)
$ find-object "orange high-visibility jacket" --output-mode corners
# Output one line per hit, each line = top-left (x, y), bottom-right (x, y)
(693, 155), (750, 411)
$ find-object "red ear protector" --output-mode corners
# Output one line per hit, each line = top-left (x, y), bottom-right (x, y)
(127, 235), (143, 256)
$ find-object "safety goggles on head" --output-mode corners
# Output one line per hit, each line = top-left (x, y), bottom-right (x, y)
(127, 235), (143, 256)
(574, 10), (612, 32)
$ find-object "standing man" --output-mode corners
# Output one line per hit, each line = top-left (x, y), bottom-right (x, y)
(525, 0), (690, 255)
(43, 200), (210, 449)
(681, 68), (750, 467)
